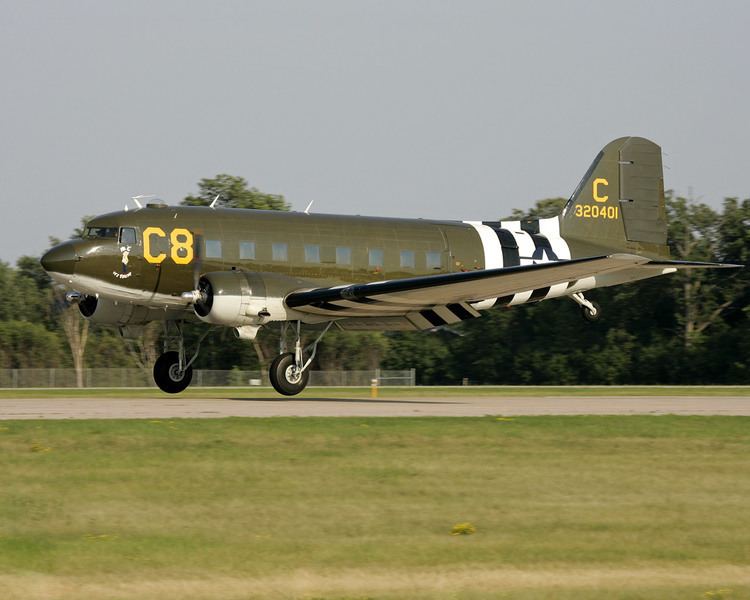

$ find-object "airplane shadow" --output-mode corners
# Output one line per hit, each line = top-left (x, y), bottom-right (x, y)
(224, 397), (461, 405)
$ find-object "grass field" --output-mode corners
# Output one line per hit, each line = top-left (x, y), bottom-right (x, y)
(1, 385), (748, 399)
(1, 416), (749, 599)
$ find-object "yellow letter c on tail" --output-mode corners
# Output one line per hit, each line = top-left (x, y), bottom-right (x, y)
(593, 178), (609, 202)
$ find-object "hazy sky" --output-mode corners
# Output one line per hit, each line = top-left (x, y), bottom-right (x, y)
(1, 0), (748, 262)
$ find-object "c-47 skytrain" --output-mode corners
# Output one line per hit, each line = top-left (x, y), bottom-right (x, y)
(41, 137), (739, 395)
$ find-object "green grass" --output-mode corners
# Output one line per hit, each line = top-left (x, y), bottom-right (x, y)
(0, 384), (748, 399)
(1, 416), (749, 599)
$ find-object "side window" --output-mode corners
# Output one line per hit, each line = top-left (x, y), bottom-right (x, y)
(119, 227), (137, 245)
(239, 241), (256, 260)
(205, 240), (222, 259)
(369, 248), (384, 268)
(336, 247), (351, 265)
(304, 244), (320, 263)
(272, 242), (288, 262)
(426, 251), (442, 270)
(400, 250), (415, 269)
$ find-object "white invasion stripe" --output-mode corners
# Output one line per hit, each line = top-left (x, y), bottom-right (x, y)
(513, 230), (537, 266)
(566, 276), (596, 293)
(509, 291), (533, 305)
(538, 217), (561, 237)
(471, 298), (496, 311)
(463, 221), (503, 269)
(546, 282), (569, 299)
(501, 219), (521, 230)
(539, 216), (571, 260)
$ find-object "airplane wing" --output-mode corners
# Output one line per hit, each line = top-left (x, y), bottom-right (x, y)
(285, 253), (658, 325)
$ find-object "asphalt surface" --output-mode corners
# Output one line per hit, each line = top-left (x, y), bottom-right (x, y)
(0, 394), (748, 419)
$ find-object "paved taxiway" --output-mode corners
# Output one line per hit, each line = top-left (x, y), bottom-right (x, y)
(0, 394), (748, 419)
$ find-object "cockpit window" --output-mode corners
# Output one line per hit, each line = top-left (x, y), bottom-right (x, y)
(119, 227), (137, 245)
(85, 227), (118, 239)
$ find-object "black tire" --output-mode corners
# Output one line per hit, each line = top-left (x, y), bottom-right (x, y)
(581, 301), (601, 322)
(269, 352), (309, 396)
(153, 351), (193, 394)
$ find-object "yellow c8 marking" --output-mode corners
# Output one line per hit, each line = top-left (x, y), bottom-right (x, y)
(593, 177), (609, 202)
(170, 228), (194, 265)
(143, 227), (194, 265)
(143, 226), (167, 264)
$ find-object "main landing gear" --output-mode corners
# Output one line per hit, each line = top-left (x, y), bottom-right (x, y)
(269, 321), (333, 396)
(153, 322), (212, 394)
(571, 292), (601, 322)
(151, 320), (333, 396)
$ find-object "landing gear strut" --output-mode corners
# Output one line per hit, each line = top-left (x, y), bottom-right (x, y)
(571, 292), (601, 322)
(269, 321), (333, 396)
(153, 322), (212, 394)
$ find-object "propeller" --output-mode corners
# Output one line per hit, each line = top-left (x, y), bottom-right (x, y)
(180, 234), (214, 316)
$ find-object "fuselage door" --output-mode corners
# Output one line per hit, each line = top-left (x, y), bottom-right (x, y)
(118, 226), (160, 296)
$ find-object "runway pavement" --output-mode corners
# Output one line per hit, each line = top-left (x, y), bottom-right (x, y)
(0, 394), (748, 419)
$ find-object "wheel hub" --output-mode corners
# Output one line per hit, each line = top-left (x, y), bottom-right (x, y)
(284, 364), (302, 385)
(168, 363), (185, 382)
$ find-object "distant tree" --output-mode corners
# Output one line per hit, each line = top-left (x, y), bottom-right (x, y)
(508, 197), (567, 220)
(0, 320), (65, 369)
(666, 194), (742, 347)
(182, 174), (290, 211)
(317, 330), (390, 371)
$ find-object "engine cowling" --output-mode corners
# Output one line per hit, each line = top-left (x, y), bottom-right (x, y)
(193, 271), (289, 327)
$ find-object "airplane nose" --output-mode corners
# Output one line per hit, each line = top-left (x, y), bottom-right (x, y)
(40, 242), (77, 275)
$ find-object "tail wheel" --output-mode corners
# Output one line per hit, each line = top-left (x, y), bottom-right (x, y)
(269, 352), (310, 396)
(581, 301), (601, 322)
(153, 351), (193, 394)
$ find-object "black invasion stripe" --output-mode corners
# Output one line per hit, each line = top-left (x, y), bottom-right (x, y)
(421, 310), (445, 327)
(529, 287), (550, 302)
(494, 295), (514, 307)
(483, 222), (521, 267)
(349, 297), (379, 304)
(447, 303), (473, 320)
(530, 234), (558, 261)
(521, 220), (540, 235)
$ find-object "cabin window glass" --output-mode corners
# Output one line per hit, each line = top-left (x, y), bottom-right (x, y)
(304, 244), (320, 263)
(205, 240), (222, 259)
(426, 251), (442, 270)
(400, 250), (415, 269)
(84, 227), (118, 239)
(119, 227), (137, 245)
(272, 242), (288, 262)
(369, 248), (384, 268)
(336, 247), (351, 265)
(239, 241), (256, 260)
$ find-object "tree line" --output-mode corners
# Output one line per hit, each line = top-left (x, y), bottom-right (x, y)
(1, 175), (747, 384)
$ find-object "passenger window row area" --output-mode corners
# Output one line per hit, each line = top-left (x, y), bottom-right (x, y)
(86, 228), (444, 271)
(213, 241), (444, 270)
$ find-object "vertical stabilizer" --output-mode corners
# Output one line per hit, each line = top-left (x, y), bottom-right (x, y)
(560, 137), (669, 259)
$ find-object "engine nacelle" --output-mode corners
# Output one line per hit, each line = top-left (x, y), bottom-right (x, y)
(193, 271), (290, 327)
(78, 295), (176, 325)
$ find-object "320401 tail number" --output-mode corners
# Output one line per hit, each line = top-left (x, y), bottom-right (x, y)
(575, 205), (619, 219)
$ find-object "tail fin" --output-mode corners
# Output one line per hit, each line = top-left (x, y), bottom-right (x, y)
(560, 137), (670, 259)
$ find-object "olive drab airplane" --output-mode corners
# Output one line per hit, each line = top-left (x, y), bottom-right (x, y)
(41, 137), (739, 395)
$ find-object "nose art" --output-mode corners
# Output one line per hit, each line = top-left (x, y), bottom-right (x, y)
(40, 242), (77, 275)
